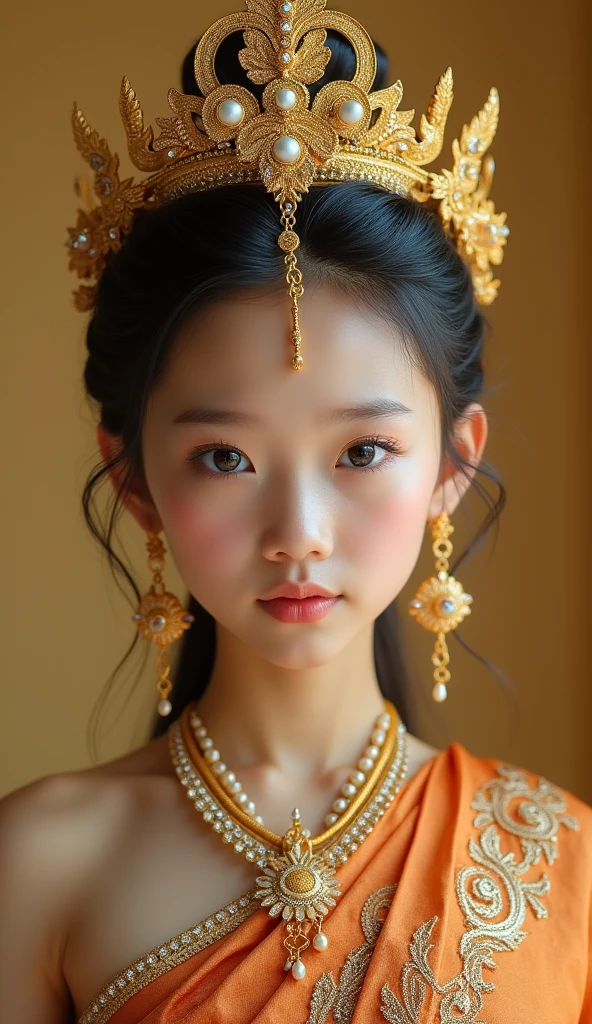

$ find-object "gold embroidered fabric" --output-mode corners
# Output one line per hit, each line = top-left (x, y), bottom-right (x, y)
(305, 762), (580, 1023)
(77, 889), (260, 1024)
(77, 759), (582, 1024)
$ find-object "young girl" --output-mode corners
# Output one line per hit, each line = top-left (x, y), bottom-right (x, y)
(1, 3), (590, 1022)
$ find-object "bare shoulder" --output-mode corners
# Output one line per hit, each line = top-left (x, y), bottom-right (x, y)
(0, 736), (175, 1024)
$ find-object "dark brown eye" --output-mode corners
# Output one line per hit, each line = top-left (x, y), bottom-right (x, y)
(210, 448), (242, 473)
(345, 443), (377, 468)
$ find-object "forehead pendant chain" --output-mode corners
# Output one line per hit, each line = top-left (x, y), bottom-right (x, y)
(278, 198), (304, 371)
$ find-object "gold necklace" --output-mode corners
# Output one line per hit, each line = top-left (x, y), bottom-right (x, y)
(169, 700), (408, 979)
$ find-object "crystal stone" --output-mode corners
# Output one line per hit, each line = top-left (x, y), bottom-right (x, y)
(440, 599), (456, 614)
(149, 614), (166, 631)
(280, 19), (291, 30)
(281, 51), (291, 63)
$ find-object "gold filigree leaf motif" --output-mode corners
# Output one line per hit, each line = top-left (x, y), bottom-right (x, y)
(66, 0), (509, 352)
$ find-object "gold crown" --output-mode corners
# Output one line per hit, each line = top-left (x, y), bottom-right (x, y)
(66, 0), (509, 370)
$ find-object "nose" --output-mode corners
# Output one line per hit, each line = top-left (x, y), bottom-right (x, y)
(259, 476), (335, 563)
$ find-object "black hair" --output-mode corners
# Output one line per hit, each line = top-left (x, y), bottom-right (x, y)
(81, 30), (508, 759)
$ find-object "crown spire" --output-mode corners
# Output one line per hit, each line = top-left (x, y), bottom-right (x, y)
(67, 0), (509, 364)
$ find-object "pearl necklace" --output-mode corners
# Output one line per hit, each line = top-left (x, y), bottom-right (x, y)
(168, 699), (409, 980)
(188, 704), (394, 831)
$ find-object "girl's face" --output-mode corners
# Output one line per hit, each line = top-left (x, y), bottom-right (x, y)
(140, 284), (447, 670)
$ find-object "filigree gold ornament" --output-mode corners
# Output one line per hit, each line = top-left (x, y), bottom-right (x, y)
(66, 0), (509, 364)
(173, 699), (410, 979)
(255, 808), (341, 978)
(408, 511), (472, 702)
(132, 532), (195, 716)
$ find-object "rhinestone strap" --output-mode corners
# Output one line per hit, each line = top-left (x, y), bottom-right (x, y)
(77, 889), (260, 1024)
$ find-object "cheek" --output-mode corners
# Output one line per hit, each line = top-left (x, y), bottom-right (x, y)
(158, 492), (245, 582)
(345, 489), (429, 568)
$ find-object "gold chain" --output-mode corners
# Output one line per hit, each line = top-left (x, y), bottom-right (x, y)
(279, 201), (304, 371)
(180, 698), (400, 851)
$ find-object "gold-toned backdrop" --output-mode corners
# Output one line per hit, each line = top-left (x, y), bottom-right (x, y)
(1, 0), (590, 801)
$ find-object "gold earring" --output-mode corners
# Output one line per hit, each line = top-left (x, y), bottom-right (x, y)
(408, 511), (473, 702)
(132, 531), (194, 716)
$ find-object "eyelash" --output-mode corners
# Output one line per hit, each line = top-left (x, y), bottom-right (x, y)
(184, 435), (403, 481)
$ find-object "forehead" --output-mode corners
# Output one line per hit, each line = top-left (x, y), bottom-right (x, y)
(151, 283), (436, 425)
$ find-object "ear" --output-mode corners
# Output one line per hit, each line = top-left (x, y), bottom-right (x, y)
(97, 424), (163, 535)
(427, 402), (488, 521)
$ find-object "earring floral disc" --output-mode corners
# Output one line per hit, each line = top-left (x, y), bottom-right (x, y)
(409, 573), (472, 633)
(133, 590), (194, 646)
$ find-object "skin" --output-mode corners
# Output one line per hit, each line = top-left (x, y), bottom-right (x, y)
(0, 281), (488, 1022)
(99, 281), (487, 801)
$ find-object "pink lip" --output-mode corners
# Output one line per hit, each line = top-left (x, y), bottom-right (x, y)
(257, 595), (342, 623)
(259, 581), (339, 601)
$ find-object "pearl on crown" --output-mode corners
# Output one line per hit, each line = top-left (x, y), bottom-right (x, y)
(272, 135), (301, 163)
(216, 100), (245, 127)
(276, 88), (297, 111)
(338, 100), (364, 125)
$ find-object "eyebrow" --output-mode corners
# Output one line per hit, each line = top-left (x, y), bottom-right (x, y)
(173, 398), (413, 427)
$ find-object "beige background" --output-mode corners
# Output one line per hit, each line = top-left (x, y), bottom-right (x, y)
(1, 0), (590, 801)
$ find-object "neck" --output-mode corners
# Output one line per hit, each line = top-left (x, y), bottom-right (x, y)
(193, 620), (391, 784)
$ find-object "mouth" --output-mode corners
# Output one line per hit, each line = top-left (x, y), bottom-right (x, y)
(256, 593), (343, 623)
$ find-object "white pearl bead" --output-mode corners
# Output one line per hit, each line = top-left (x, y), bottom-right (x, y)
(341, 782), (357, 798)
(377, 713), (391, 730)
(246, 800), (256, 815)
(349, 770), (366, 785)
(292, 959), (306, 979)
(212, 761), (226, 775)
(229, 780), (242, 794)
(195, 726), (207, 738)
(157, 698), (172, 716)
(339, 99), (364, 125)
(324, 812), (339, 827)
(313, 932), (328, 950)
(255, 814), (264, 824)
(276, 87), (297, 110)
(216, 99), (244, 127)
(221, 770), (236, 786)
(358, 757), (374, 772)
(190, 715), (201, 727)
(372, 729), (386, 746)
(433, 682), (448, 702)
(272, 135), (301, 163)
(235, 791), (249, 805)
(332, 797), (349, 813)
(199, 736), (214, 750)
(204, 748), (220, 763)
(365, 745), (380, 760)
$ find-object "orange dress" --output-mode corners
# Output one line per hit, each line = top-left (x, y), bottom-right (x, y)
(77, 742), (592, 1023)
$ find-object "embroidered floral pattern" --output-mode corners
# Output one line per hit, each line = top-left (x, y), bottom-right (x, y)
(378, 763), (579, 1022)
(305, 761), (580, 1023)
(305, 885), (396, 1023)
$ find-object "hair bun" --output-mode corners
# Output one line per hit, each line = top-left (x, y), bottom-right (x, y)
(181, 28), (388, 101)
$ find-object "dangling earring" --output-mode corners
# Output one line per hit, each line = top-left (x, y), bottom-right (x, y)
(408, 511), (473, 703)
(132, 531), (194, 716)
